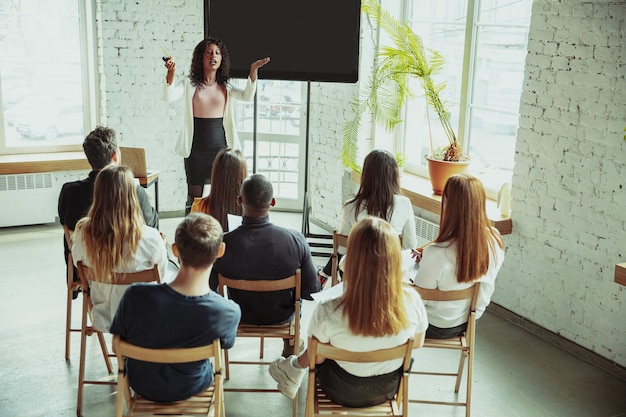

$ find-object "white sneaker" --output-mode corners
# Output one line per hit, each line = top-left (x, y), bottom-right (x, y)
(269, 355), (305, 399)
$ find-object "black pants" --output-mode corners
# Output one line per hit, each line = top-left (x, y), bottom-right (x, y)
(425, 322), (468, 339)
(315, 359), (404, 408)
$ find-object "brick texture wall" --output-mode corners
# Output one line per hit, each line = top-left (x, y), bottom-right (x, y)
(499, 0), (625, 366)
(96, 0), (203, 213)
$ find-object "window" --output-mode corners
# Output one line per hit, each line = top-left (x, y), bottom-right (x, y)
(233, 79), (307, 210)
(401, 0), (532, 193)
(0, 0), (95, 154)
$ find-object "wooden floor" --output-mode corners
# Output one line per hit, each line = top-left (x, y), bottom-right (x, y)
(0, 213), (624, 417)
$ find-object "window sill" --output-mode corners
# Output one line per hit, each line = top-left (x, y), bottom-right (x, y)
(615, 263), (626, 286)
(0, 152), (90, 175)
(351, 170), (512, 235)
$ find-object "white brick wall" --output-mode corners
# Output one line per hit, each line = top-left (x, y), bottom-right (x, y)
(95, 0), (203, 213)
(500, 0), (626, 366)
(51, 0), (624, 366)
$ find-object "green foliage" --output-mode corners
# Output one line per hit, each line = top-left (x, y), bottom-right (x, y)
(395, 151), (407, 168)
(342, 0), (465, 170)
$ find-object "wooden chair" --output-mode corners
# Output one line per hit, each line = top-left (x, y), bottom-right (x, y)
(76, 261), (161, 416)
(330, 230), (348, 287)
(217, 270), (301, 417)
(409, 283), (480, 417)
(64, 225), (82, 361)
(112, 334), (225, 417)
(305, 336), (416, 417)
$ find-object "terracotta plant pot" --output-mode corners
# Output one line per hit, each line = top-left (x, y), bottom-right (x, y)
(426, 157), (470, 195)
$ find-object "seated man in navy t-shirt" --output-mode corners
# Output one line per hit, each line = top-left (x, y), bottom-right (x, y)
(110, 213), (241, 402)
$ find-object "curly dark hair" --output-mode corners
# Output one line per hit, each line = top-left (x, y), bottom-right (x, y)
(189, 37), (231, 87)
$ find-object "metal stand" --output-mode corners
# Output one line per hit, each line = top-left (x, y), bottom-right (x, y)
(299, 82), (332, 257)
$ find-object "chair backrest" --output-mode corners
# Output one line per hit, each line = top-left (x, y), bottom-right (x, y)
(413, 283), (480, 311)
(412, 283), (480, 342)
(119, 146), (148, 177)
(307, 335), (417, 416)
(331, 230), (348, 286)
(76, 261), (162, 286)
(217, 270), (301, 301)
(112, 334), (222, 365)
(309, 336), (415, 368)
(112, 335), (223, 417)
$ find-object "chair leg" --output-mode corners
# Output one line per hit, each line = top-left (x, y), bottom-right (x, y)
(96, 331), (113, 373)
(260, 335), (265, 359)
(77, 321), (88, 416)
(454, 350), (468, 393)
(465, 350), (473, 417)
(65, 282), (73, 361)
(292, 392), (298, 417)
(224, 349), (230, 381)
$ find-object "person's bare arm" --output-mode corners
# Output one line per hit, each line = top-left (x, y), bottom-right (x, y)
(249, 57), (270, 82)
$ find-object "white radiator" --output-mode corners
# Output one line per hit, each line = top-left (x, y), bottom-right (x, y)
(414, 215), (439, 247)
(0, 173), (57, 227)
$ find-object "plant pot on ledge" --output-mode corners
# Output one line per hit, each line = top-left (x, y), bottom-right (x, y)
(426, 157), (470, 196)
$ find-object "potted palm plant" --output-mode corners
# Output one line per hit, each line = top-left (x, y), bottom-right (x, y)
(342, 0), (469, 195)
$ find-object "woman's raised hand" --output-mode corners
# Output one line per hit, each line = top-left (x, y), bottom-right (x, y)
(249, 56), (270, 82)
(165, 56), (176, 85)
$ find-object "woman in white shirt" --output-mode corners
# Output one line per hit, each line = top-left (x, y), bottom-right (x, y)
(413, 173), (505, 338)
(163, 37), (269, 214)
(318, 149), (417, 285)
(269, 216), (428, 406)
(71, 165), (168, 332)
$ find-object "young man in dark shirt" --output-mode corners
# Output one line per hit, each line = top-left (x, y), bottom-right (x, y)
(110, 213), (241, 402)
(210, 174), (319, 356)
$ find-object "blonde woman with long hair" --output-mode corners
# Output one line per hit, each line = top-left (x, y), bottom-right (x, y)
(412, 173), (505, 338)
(269, 216), (428, 406)
(190, 147), (247, 231)
(71, 165), (168, 332)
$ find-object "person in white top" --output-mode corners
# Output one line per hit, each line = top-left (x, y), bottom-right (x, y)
(318, 149), (417, 285)
(412, 173), (505, 338)
(71, 165), (168, 332)
(163, 37), (269, 214)
(269, 216), (428, 406)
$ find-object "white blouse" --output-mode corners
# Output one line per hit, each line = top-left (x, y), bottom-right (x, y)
(339, 194), (417, 251)
(71, 225), (168, 332)
(307, 287), (428, 376)
(413, 233), (505, 328)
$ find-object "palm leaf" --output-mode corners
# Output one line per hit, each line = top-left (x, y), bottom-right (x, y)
(343, 0), (462, 169)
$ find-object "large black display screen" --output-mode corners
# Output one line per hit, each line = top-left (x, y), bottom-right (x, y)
(205, 0), (361, 83)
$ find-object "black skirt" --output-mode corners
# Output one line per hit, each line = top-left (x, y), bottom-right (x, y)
(184, 117), (227, 185)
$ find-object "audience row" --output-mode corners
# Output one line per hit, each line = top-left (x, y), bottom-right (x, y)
(58, 126), (504, 408)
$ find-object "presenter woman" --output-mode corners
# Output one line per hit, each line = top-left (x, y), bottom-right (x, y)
(163, 37), (269, 214)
